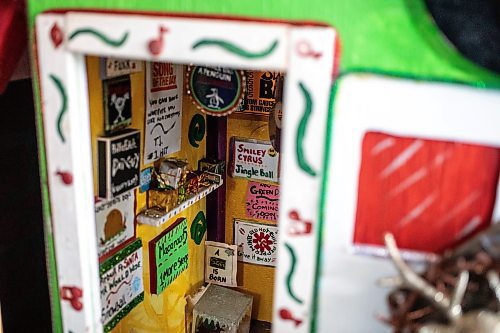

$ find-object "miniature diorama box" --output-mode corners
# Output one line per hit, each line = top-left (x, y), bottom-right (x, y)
(29, 0), (499, 332)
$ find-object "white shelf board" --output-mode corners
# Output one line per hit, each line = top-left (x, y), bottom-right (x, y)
(137, 180), (223, 227)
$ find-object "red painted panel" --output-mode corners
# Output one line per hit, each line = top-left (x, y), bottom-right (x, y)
(0, 0), (27, 93)
(354, 132), (499, 253)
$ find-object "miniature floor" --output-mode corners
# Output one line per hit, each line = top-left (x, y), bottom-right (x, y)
(250, 320), (271, 333)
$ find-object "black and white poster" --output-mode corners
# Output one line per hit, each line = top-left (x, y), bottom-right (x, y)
(98, 129), (141, 198)
(104, 76), (132, 133)
(144, 62), (183, 164)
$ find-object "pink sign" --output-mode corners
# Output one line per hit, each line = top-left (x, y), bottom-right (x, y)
(245, 182), (280, 222)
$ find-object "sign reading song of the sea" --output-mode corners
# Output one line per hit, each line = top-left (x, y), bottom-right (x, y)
(100, 238), (144, 332)
(234, 219), (279, 267)
(187, 66), (245, 116)
(95, 189), (136, 259)
(149, 218), (189, 294)
(144, 62), (183, 164)
(246, 182), (280, 222)
(205, 241), (237, 287)
(98, 129), (141, 198)
(231, 138), (279, 183)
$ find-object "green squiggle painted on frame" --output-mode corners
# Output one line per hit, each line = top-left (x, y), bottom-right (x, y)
(284, 242), (303, 304)
(68, 28), (129, 47)
(192, 39), (278, 59)
(296, 81), (317, 177)
(49, 74), (67, 144)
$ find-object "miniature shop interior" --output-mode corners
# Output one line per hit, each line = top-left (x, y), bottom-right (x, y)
(89, 58), (282, 332)
(28, 3), (500, 333)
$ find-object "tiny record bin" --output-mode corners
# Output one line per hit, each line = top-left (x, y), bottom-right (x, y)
(192, 284), (253, 333)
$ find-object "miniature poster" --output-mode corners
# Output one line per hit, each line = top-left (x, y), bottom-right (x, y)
(246, 182), (279, 222)
(102, 58), (142, 78)
(104, 76), (132, 133)
(205, 241), (238, 287)
(97, 129), (141, 198)
(187, 66), (245, 116)
(95, 190), (136, 259)
(139, 167), (152, 193)
(149, 218), (189, 294)
(234, 219), (279, 267)
(232, 138), (279, 183)
(238, 71), (283, 115)
(100, 239), (144, 332)
(144, 62), (183, 164)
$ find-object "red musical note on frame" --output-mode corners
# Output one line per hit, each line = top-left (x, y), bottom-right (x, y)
(61, 286), (83, 311)
(296, 40), (322, 59)
(148, 26), (169, 56)
(55, 170), (73, 185)
(288, 210), (313, 235)
(279, 308), (303, 327)
(50, 23), (63, 49)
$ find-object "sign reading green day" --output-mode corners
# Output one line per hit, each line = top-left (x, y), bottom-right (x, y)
(149, 218), (189, 294)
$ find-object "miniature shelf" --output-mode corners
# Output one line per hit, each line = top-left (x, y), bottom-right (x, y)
(137, 180), (223, 227)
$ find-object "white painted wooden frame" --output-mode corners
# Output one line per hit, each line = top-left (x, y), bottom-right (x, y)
(35, 11), (338, 333)
(318, 74), (500, 333)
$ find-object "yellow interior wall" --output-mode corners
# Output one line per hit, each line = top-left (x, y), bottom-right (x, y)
(225, 115), (276, 322)
(87, 57), (207, 333)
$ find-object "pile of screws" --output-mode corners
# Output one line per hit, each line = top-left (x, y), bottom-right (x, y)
(380, 225), (500, 332)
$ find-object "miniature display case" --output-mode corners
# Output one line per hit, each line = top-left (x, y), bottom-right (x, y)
(29, 1), (500, 333)
(33, 10), (337, 333)
(192, 284), (253, 333)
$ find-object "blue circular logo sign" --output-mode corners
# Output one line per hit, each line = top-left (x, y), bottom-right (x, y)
(187, 66), (245, 116)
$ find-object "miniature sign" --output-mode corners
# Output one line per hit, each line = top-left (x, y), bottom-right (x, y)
(144, 62), (183, 164)
(187, 66), (245, 116)
(104, 76), (132, 133)
(100, 239), (144, 332)
(139, 167), (152, 193)
(238, 71), (283, 115)
(234, 219), (279, 267)
(95, 190), (136, 259)
(246, 182), (279, 222)
(102, 58), (142, 78)
(97, 129), (141, 198)
(231, 138), (279, 183)
(205, 241), (237, 287)
(149, 218), (189, 294)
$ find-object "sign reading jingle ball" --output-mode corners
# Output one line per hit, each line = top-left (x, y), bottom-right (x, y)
(187, 66), (245, 116)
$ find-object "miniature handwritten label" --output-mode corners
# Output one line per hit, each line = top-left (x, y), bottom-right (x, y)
(232, 138), (279, 183)
(100, 239), (144, 332)
(144, 62), (183, 164)
(205, 241), (237, 287)
(187, 66), (245, 116)
(95, 190), (135, 258)
(234, 219), (279, 267)
(97, 129), (141, 198)
(149, 218), (188, 294)
(103, 58), (142, 78)
(246, 182), (279, 222)
(238, 71), (283, 115)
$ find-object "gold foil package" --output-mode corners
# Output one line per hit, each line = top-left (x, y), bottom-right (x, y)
(148, 189), (179, 212)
